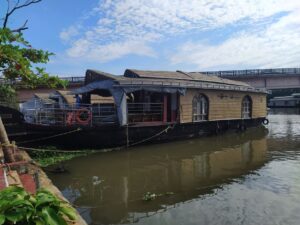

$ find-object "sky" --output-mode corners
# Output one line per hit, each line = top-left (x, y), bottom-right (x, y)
(3, 0), (300, 76)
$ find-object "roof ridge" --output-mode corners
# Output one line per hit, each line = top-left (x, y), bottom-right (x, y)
(176, 70), (195, 80)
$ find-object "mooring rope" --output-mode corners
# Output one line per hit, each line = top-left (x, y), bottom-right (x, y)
(127, 124), (175, 148)
(17, 128), (82, 144)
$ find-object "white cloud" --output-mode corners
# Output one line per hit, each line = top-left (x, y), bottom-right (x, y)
(171, 8), (300, 70)
(67, 39), (155, 62)
(60, 0), (300, 66)
(59, 26), (79, 42)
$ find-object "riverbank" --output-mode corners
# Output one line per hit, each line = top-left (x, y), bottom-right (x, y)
(0, 117), (87, 225)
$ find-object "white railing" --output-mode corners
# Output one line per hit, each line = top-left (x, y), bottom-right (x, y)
(23, 102), (117, 126)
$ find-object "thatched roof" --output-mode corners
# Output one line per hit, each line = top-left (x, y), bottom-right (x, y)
(55, 90), (75, 105)
(90, 95), (114, 104)
(33, 93), (55, 104)
(55, 90), (114, 105)
(124, 69), (250, 87)
(85, 69), (125, 84)
(82, 69), (266, 94)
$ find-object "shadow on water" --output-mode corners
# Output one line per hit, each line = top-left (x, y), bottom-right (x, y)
(47, 126), (269, 225)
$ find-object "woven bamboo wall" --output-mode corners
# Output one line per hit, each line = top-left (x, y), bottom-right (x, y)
(180, 89), (267, 123)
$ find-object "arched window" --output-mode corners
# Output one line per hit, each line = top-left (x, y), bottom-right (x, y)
(241, 96), (252, 119)
(192, 94), (209, 122)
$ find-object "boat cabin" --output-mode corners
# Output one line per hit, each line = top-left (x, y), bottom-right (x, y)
(22, 69), (267, 128)
(70, 69), (267, 127)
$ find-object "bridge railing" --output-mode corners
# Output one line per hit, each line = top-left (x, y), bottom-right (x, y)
(0, 76), (85, 86)
(201, 68), (300, 77)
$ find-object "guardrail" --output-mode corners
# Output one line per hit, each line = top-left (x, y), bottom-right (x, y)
(201, 68), (300, 77)
(0, 76), (85, 86)
(128, 103), (163, 123)
(22, 102), (116, 127)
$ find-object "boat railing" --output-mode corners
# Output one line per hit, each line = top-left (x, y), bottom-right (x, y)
(22, 102), (117, 127)
(127, 102), (163, 123)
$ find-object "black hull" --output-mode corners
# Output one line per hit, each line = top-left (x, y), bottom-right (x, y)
(16, 118), (266, 149)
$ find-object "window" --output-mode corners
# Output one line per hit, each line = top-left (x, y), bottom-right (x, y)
(241, 96), (252, 119)
(192, 94), (208, 122)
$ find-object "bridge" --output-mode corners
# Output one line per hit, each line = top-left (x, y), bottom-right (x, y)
(201, 68), (300, 90)
(201, 68), (300, 98)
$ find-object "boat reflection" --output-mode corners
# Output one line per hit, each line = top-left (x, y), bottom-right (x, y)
(48, 127), (268, 225)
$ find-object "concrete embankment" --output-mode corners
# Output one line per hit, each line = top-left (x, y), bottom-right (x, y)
(0, 117), (87, 225)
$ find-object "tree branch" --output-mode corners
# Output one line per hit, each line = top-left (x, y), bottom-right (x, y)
(3, 0), (42, 28)
(11, 19), (28, 33)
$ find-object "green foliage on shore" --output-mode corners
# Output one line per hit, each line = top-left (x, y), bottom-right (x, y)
(0, 28), (68, 89)
(28, 147), (93, 167)
(0, 186), (77, 225)
(0, 28), (68, 106)
(0, 84), (18, 108)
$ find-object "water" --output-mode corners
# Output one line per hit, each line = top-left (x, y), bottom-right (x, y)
(47, 109), (300, 225)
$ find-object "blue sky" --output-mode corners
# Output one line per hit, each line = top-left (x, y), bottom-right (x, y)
(4, 0), (300, 76)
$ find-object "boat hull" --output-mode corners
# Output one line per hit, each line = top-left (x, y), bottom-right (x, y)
(16, 118), (266, 149)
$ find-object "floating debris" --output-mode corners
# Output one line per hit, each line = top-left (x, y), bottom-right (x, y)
(142, 191), (174, 201)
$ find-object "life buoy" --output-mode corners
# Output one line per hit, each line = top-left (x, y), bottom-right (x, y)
(76, 108), (92, 125)
(262, 118), (269, 125)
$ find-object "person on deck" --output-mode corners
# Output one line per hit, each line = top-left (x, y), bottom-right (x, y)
(75, 94), (82, 108)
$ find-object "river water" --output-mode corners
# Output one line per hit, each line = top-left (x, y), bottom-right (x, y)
(47, 109), (300, 225)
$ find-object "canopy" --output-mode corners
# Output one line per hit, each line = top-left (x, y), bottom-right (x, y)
(71, 80), (186, 126)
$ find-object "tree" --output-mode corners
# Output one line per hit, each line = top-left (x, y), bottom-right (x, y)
(0, 0), (67, 95)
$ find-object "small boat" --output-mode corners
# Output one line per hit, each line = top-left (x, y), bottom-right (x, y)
(19, 69), (268, 149)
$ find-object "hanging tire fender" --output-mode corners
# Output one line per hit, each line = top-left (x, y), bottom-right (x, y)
(262, 118), (269, 125)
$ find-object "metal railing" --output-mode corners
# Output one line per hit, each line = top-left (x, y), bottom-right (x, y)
(127, 103), (163, 123)
(0, 76), (85, 86)
(22, 102), (116, 127)
(201, 68), (300, 77)
(59, 77), (85, 83)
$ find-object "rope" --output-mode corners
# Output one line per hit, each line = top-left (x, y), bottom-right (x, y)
(127, 124), (175, 147)
(17, 128), (82, 144)
(18, 146), (95, 154)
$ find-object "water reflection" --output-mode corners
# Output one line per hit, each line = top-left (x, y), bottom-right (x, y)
(48, 127), (268, 224)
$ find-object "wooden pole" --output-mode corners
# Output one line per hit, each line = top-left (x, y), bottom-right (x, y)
(163, 95), (168, 123)
(0, 116), (15, 162)
(0, 117), (10, 145)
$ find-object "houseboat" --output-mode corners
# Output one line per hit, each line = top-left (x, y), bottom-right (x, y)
(268, 93), (300, 108)
(20, 69), (268, 148)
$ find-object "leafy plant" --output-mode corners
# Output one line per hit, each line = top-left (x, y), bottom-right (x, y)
(0, 84), (18, 108)
(1, 1), (68, 105)
(0, 28), (68, 89)
(0, 186), (77, 225)
(28, 147), (92, 167)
